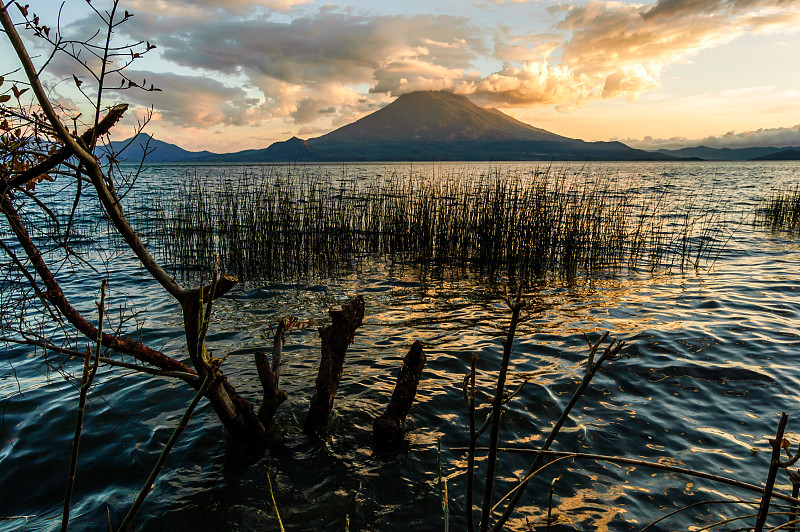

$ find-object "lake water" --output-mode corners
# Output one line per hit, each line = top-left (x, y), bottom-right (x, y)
(2, 161), (800, 531)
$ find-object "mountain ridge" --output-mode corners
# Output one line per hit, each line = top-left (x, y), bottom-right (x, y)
(104, 132), (216, 163)
(107, 92), (798, 163)
(653, 145), (800, 161)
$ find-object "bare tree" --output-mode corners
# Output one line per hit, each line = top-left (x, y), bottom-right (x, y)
(0, 2), (429, 527)
(0, 0), (417, 450)
(0, 0), (285, 446)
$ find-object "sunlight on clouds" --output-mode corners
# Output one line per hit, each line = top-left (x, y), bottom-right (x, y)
(372, 59), (473, 95)
(290, 86), (368, 124)
(626, 123), (800, 150)
(462, 0), (799, 110)
(468, 60), (592, 106)
(81, 0), (800, 150)
(602, 66), (661, 100)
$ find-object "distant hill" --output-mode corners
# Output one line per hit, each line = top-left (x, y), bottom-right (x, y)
(753, 149), (800, 161)
(651, 145), (800, 161)
(103, 133), (217, 163)
(204, 137), (315, 163)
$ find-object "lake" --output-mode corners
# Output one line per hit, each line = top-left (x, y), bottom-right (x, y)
(2, 161), (800, 531)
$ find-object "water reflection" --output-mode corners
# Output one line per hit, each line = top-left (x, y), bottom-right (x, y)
(3, 162), (800, 530)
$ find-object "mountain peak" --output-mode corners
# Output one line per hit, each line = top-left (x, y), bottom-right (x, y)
(315, 90), (566, 143)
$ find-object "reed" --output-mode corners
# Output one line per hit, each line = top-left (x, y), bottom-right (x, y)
(126, 165), (736, 284)
(755, 186), (800, 233)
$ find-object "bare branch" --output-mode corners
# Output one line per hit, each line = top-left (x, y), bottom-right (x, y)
(1, 193), (195, 375)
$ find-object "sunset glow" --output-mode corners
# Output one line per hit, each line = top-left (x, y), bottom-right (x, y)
(2, 0), (798, 152)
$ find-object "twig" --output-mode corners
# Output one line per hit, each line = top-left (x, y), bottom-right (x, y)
(267, 458), (285, 532)
(491, 456), (574, 513)
(789, 470), (800, 532)
(451, 447), (800, 505)
(490, 333), (625, 531)
(546, 474), (561, 531)
(479, 293), (524, 531)
(756, 413), (789, 532)
(640, 499), (759, 532)
(116, 372), (214, 532)
(0, 195), (195, 375)
(0, 336), (200, 385)
(771, 518), (800, 531)
(61, 279), (105, 532)
(438, 438), (450, 532)
(466, 354), (477, 532)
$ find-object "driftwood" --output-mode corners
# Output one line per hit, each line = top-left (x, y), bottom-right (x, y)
(373, 341), (426, 445)
(305, 296), (365, 435)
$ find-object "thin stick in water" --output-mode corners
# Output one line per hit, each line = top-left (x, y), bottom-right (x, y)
(61, 279), (106, 532)
(116, 373), (214, 532)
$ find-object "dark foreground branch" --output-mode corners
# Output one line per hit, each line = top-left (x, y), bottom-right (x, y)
(4, 104), (128, 192)
(61, 281), (105, 532)
(0, 194), (196, 376)
(0, 335), (201, 385)
(117, 372), (215, 532)
(490, 333), (625, 531)
(755, 412), (789, 531)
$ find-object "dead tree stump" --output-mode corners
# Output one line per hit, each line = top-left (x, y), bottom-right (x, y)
(373, 340), (426, 446)
(305, 296), (365, 435)
(255, 320), (287, 427)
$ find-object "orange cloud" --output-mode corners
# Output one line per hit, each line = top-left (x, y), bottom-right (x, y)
(80, 0), (800, 147)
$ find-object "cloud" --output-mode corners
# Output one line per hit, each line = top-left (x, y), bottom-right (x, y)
(456, 0), (798, 108)
(54, 0), (800, 142)
(108, 71), (259, 127)
(106, 8), (486, 130)
(126, 0), (312, 16)
(643, 0), (800, 19)
(710, 124), (800, 147)
(558, 0), (800, 74)
(626, 124), (800, 150)
(289, 86), (372, 124)
(128, 11), (483, 86)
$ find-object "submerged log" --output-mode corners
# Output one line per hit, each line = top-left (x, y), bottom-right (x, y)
(305, 296), (365, 435)
(373, 340), (426, 446)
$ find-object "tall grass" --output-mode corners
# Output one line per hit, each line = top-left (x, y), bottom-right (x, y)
(755, 186), (800, 233)
(132, 165), (736, 283)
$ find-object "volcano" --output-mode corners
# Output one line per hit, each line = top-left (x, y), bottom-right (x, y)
(111, 91), (676, 162)
(255, 91), (671, 162)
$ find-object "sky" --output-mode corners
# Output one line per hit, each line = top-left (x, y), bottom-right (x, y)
(3, 0), (800, 152)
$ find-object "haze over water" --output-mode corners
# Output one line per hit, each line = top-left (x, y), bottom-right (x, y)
(2, 161), (800, 531)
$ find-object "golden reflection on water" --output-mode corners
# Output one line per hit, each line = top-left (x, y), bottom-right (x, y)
(507, 473), (637, 531)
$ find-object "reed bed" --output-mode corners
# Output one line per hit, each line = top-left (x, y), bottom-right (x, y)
(129, 165), (735, 283)
(755, 186), (800, 233)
